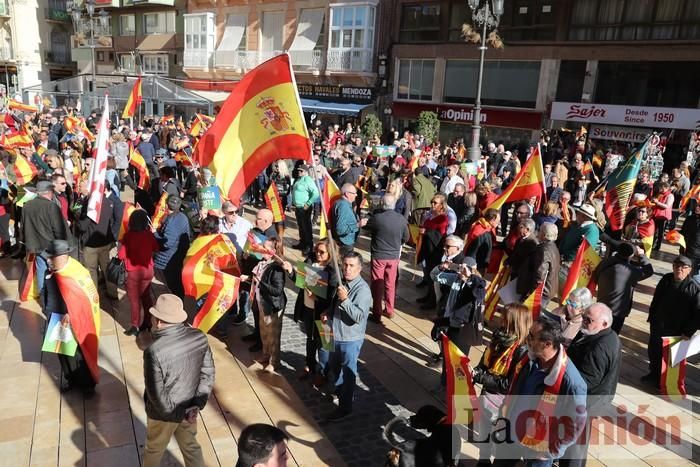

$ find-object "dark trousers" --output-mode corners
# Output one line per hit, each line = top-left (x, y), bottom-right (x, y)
(647, 322), (663, 378)
(302, 305), (328, 374)
(155, 260), (185, 299)
(251, 301), (262, 344)
(652, 217), (668, 250)
(295, 206), (313, 252)
(611, 314), (626, 334)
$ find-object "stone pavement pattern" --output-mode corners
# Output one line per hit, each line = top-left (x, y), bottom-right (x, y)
(0, 210), (698, 466)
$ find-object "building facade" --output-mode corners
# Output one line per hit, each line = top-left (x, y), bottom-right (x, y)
(382, 0), (700, 148)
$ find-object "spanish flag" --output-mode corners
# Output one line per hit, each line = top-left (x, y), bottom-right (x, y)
(128, 144), (150, 190)
(442, 333), (481, 424)
(118, 202), (137, 242)
(151, 193), (169, 230)
(484, 255), (510, 322)
(680, 183), (700, 211)
(182, 233), (240, 300)
(12, 155), (38, 185)
(665, 229), (686, 250)
(523, 280), (545, 319)
(7, 98), (38, 113)
(18, 253), (40, 302)
(486, 145), (546, 211)
(581, 160), (593, 177)
(193, 54), (311, 205)
(53, 257), (101, 383)
(174, 151), (193, 167)
(661, 336), (687, 401)
(559, 238), (600, 303)
(1, 128), (35, 149)
(265, 183), (285, 223)
(193, 270), (240, 334)
(121, 77), (142, 119)
(319, 171), (342, 239)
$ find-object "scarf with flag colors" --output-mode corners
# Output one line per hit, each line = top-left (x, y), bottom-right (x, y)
(151, 193), (169, 230)
(484, 255), (510, 322)
(486, 145), (546, 211)
(265, 183), (285, 223)
(86, 96), (111, 224)
(118, 202), (137, 242)
(661, 336), (687, 401)
(680, 183), (700, 211)
(244, 230), (273, 259)
(193, 54), (311, 204)
(53, 257), (101, 383)
(128, 144), (150, 190)
(483, 339), (520, 378)
(442, 333), (481, 424)
(603, 137), (650, 231)
(12, 154), (38, 185)
(665, 229), (686, 249)
(121, 77), (142, 119)
(294, 262), (329, 299)
(18, 253), (39, 302)
(523, 280), (546, 319)
(559, 238), (600, 303)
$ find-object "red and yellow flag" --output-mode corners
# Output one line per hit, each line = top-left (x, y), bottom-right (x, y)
(54, 257), (101, 383)
(665, 229), (686, 250)
(151, 193), (169, 230)
(7, 98), (38, 113)
(581, 160), (593, 176)
(523, 280), (545, 320)
(1, 128), (35, 149)
(264, 183), (285, 223)
(174, 151), (193, 167)
(484, 255), (510, 322)
(661, 336), (687, 401)
(12, 155), (38, 185)
(122, 77), (142, 119)
(193, 54), (311, 204)
(319, 171), (342, 239)
(486, 145), (546, 211)
(118, 202), (137, 242)
(442, 333), (481, 424)
(559, 238), (600, 303)
(18, 253), (39, 302)
(193, 270), (240, 334)
(182, 233), (240, 300)
(680, 183), (700, 211)
(128, 144), (150, 191)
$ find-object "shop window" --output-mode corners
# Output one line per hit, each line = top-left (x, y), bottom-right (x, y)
(399, 4), (440, 42)
(396, 59), (434, 101)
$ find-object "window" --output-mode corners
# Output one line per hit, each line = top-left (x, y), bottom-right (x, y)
(497, 0), (556, 41)
(184, 13), (215, 68)
(396, 59), (434, 101)
(448, 3), (468, 41)
(96, 51), (104, 61)
(328, 4), (376, 71)
(142, 54), (169, 75)
(261, 11), (284, 51)
(444, 60), (540, 108)
(400, 4), (440, 42)
(119, 54), (136, 73)
(120, 14), (135, 36)
(108, 52), (114, 61)
(555, 60), (587, 102)
(144, 11), (176, 35)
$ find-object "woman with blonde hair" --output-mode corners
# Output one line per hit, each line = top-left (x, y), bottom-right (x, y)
(386, 177), (412, 219)
(44, 152), (64, 174)
(534, 201), (560, 228)
(456, 191), (478, 236)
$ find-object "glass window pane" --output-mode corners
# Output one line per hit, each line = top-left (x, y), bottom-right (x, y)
(193, 35), (199, 48)
(331, 8), (340, 27)
(409, 61), (421, 99)
(355, 6), (365, 26)
(342, 7), (353, 27)
(420, 60), (434, 100)
(597, 0), (623, 24)
(570, 0), (597, 25)
(369, 6), (375, 27)
(342, 29), (352, 47)
(353, 29), (364, 48)
(331, 30), (340, 48)
(397, 60), (410, 99)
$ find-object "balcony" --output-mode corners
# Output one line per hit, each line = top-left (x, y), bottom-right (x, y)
(288, 49), (324, 71)
(212, 50), (284, 71)
(184, 49), (211, 69)
(326, 49), (372, 73)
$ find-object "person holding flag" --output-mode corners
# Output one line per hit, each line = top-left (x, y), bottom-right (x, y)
(516, 223), (560, 309)
(291, 164), (320, 257)
(153, 195), (191, 299)
(559, 204), (600, 262)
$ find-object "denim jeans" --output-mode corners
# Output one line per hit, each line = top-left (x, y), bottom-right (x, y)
(330, 339), (363, 412)
(35, 254), (49, 312)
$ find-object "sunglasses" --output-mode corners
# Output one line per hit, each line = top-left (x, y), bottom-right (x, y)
(225, 211), (236, 215)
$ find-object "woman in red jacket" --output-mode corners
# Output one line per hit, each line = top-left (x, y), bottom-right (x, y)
(118, 209), (160, 335)
(652, 181), (674, 251)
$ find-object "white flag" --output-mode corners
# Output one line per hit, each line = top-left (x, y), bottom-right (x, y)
(86, 95), (111, 224)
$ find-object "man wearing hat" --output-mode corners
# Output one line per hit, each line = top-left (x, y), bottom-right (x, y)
(143, 294), (214, 467)
(559, 203), (601, 262)
(154, 195), (191, 299)
(643, 255), (700, 388)
(22, 180), (72, 306)
(290, 164), (319, 256)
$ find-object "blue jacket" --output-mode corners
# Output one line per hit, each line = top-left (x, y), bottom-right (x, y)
(330, 276), (371, 342)
(331, 198), (358, 246)
(154, 212), (191, 270)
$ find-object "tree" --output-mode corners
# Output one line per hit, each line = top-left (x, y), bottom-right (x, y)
(416, 111), (440, 144)
(361, 113), (383, 141)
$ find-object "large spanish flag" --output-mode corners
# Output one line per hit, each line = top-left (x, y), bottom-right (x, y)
(661, 336), (687, 401)
(128, 144), (150, 190)
(604, 137), (649, 231)
(265, 183), (285, 223)
(442, 333), (482, 424)
(182, 233), (240, 300)
(559, 238), (600, 303)
(1, 128), (35, 149)
(54, 257), (101, 383)
(12, 155), (38, 185)
(193, 270), (240, 334)
(486, 145), (546, 211)
(193, 54), (311, 204)
(122, 77), (142, 119)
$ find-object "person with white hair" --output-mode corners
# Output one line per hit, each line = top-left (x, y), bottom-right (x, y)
(516, 222), (560, 309)
(429, 235), (466, 310)
(330, 183), (366, 256)
(542, 287), (593, 346)
(439, 164), (464, 196)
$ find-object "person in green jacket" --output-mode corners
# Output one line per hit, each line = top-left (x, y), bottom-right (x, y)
(291, 164), (319, 256)
(559, 203), (601, 261)
(411, 169), (436, 224)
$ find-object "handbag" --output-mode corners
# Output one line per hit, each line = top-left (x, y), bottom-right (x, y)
(106, 257), (126, 287)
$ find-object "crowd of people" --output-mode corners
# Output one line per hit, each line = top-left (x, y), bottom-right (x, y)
(1, 106), (699, 467)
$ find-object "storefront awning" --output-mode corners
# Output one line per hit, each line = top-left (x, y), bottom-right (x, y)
(300, 98), (371, 116)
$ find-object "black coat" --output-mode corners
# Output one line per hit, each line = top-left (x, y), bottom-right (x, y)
(464, 231), (493, 270)
(516, 239), (560, 300)
(680, 213), (700, 261)
(77, 195), (115, 248)
(567, 328), (621, 411)
(22, 196), (70, 254)
(591, 254), (653, 318)
(253, 262), (288, 316)
(508, 234), (538, 280)
(648, 274), (700, 337)
(472, 329), (528, 395)
(292, 261), (339, 322)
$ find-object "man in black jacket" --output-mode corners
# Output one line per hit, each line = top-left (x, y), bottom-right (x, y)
(591, 242), (654, 334)
(561, 303), (620, 467)
(143, 294), (214, 467)
(516, 222), (560, 307)
(365, 194), (409, 323)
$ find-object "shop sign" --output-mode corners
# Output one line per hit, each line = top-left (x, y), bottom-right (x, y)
(589, 124), (654, 143)
(551, 101), (700, 130)
(392, 101), (543, 130)
(297, 84), (374, 103)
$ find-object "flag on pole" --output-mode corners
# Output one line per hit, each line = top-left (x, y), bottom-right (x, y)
(244, 230), (273, 259)
(128, 144), (150, 190)
(1, 128), (35, 149)
(193, 54), (312, 204)
(523, 281), (545, 320)
(118, 202), (137, 242)
(603, 137), (650, 231)
(559, 238), (600, 303)
(151, 193), (169, 230)
(86, 96), (111, 224)
(294, 262), (329, 299)
(660, 336), (687, 401)
(122, 77), (142, 119)
(53, 257), (101, 383)
(319, 172), (342, 239)
(484, 255), (510, 322)
(182, 233), (240, 300)
(442, 333), (481, 424)
(665, 229), (686, 249)
(264, 183), (285, 223)
(18, 253), (39, 302)
(192, 270), (240, 334)
(680, 183), (700, 211)
(12, 155), (38, 185)
(581, 160), (593, 177)
(7, 98), (38, 113)
(486, 145), (546, 211)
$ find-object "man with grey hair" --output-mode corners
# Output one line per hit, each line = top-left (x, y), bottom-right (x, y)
(430, 235), (466, 311)
(439, 164), (464, 195)
(365, 193), (409, 323)
(508, 218), (538, 281)
(516, 222), (560, 308)
(543, 287), (593, 346)
(330, 183), (365, 255)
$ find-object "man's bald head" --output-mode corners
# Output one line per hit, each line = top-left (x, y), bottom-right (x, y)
(256, 208), (274, 230)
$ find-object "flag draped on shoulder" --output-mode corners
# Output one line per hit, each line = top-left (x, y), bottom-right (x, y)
(442, 334), (481, 424)
(18, 253), (39, 301)
(86, 96), (111, 224)
(559, 238), (600, 303)
(128, 144), (150, 190)
(264, 183), (285, 223)
(486, 145), (546, 211)
(603, 137), (650, 231)
(54, 257), (101, 383)
(122, 77), (142, 119)
(193, 54), (311, 204)
(661, 336), (687, 401)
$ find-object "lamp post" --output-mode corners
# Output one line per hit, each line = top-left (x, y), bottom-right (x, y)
(467, 0), (504, 162)
(71, 0), (109, 109)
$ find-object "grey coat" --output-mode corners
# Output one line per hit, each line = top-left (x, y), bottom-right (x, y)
(330, 276), (372, 342)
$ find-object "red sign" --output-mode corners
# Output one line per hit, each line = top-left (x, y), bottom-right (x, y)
(392, 102), (543, 130)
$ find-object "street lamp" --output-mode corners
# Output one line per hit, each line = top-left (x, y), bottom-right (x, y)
(467, 0), (504, 162)
(71, 0), (110, 109)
